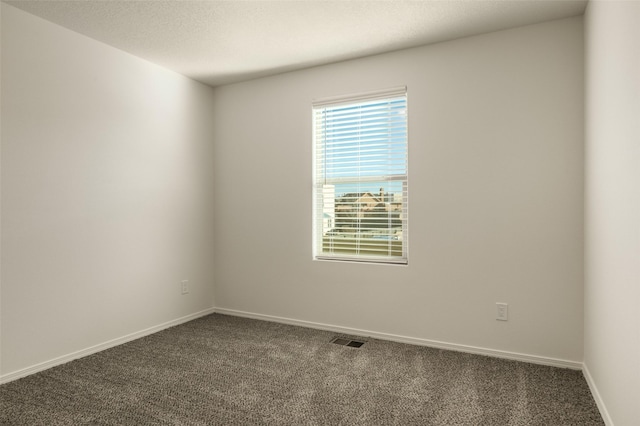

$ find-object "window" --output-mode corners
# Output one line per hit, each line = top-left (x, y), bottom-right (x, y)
(313, 87), (408, 264)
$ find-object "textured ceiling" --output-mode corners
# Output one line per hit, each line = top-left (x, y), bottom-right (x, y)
(4, 0), (587, 87)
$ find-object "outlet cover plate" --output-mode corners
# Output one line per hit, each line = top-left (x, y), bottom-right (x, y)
(496, 303), (508, 321)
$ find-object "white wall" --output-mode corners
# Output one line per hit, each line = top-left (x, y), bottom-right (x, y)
(1, 4), (216, 378)
(584, 1), (640, 424)
(213, 17), (585, 364)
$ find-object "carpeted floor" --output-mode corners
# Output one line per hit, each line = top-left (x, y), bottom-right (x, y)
(0, 314), (604, 425)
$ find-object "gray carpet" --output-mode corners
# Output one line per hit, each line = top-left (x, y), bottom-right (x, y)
(0, 314), (604, 425)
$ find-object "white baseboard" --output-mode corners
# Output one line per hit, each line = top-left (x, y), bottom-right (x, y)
(213, 307), (583, 370)
(582, 363), (614, 425)
(0, 307), (215, 385)
(1, 306), (585, 386)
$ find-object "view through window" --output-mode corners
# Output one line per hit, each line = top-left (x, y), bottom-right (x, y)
(313, 87), (408, 264)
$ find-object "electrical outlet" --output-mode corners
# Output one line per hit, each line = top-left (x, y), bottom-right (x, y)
(181, 280), (189, 295)
(496, 303), (508, 321)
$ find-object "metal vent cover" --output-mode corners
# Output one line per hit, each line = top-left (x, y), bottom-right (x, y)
(330, 337), (366, 348)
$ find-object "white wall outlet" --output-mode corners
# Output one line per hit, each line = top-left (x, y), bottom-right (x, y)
(496, 303), (508, 321)
(181, 280), (189, 295)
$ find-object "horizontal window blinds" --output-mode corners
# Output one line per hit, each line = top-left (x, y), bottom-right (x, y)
(313, 87), (408, 264)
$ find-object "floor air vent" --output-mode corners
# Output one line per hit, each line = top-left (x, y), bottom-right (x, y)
(330, 337), (365, 348)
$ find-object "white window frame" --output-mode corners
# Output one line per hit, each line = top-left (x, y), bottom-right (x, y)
(312, 87), (408, 265)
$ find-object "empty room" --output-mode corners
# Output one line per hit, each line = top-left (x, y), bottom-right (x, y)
(1, 0), (638, 424)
